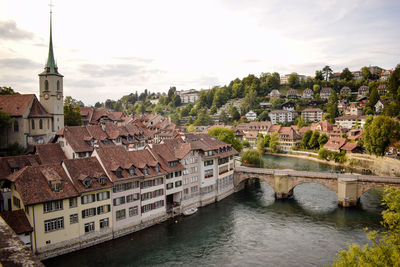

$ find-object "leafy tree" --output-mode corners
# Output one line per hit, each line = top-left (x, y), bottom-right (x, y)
(363, 115), (400, 156)
(187, 124), (196, 132)
(4, 142), (25, 156)
(288, 72), (300, 88)
(318, 133), (329, 147)
(301, 130), (313, 149)
(258, 110), (269, 121)
(171, 94), (181, 107)
(308, 131), (320, 149)
(270, 97), (284, 110)
(340, 68), (353, 81)
(229, 106), (241, 121)
(241, 149), (264, 168)
(318, 148), (329, 160)
(264, 134), (271, 148)
(366, 87), (380, 112)
(388, 64), (400, 98)
(0, 110), (14, 132)
(332, 187), (400, 267)
(313, 84), (321, 94)
(94, 102), (102, 108)
(64, 96), (82, 126)
(240, 87), (257, 115)
(242, 140), (250, 148)
(315, 70), (324, 81)
(219, 110), (229, 124)
(0, 86), (17, 95)
(256, 134), (265, 152)
(296, 116), (307, 128)
(361, 66), (371, 81)
(269, 132), (279, 152)
(322, 66), (333, 81)
(326, 91), (339, 123)
(193, 109), (213, 126)
(208, 127), (242, 152)
(232, 82), (244, 98)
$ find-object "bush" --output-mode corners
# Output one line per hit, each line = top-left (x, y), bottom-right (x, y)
(242, 140), (250, 148)
(242, 149), (264, 168)
(318, 148), (329, 160)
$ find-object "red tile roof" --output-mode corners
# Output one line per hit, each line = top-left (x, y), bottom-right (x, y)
(8, 165), (79, 205)
(57, 126), (93, 153)
(28, 97), (51, 118)
(0, 210), (33, 234)
(35, 143), (67, 165)
(323, 137), (347, 151)
(0, 155), (41, 180)
(0, 94), (34, 117)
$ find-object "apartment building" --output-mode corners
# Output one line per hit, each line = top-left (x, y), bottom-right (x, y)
(301, 108), (323, 122)
(269, 110), (297, 125)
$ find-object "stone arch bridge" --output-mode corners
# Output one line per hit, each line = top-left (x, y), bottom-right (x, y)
(234, 166), (400, 207)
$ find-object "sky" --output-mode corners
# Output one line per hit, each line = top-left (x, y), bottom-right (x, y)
(0, 0), (399, 105)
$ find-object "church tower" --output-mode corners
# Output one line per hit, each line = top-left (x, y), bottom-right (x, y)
(39, 9), (64, 132)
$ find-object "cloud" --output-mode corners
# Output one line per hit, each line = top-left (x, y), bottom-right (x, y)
(0, 20), (34, 40)
(79, 63), (163, 78)
(0, 58), (41, 70)
(65, 79), (105, 88)
(113, 56), (154, 64)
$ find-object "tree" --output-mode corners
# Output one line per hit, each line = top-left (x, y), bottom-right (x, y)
(258, 110), (269, 121)
(318, 133), (329, 147)
(365, 87), (380, 113)
(301, 130), (313, 149)
(326, 91), (339, 123)
(64, 96), (82, 126)
(332, 187), (400, 266)
(288, 72), (300, 88)
(208, 127), (242, 152)
(0, 86), (17, 95)
(219, 110), (229, 125)
(0, 110), (14, 132)
(363, 115), (400, 156)
(315, 70), (324, 81)
(269, 132), (279, 152)
(242, 140), (250, 148)
(171, 94), (181, 108)
(229, 106), (241, 121)
(313, 84), (321, 94)
(318, 148), (329, 160)
(187, 124), (196, 132)
(240, 87), (257, 115)
(296, 116), (307, 128)
(256, 134), (265, 152)
(308, 131), (320, 149)
(241, 149), (264, 168)
(193, 109), (213, 126)
(361, 66), (371, 81)
(264, 134), (271, 148)
(340, 67), (353, 81)
(94, 102), (102, 108)
(322, 66), (333, 81)
(387, 64), (400, 98)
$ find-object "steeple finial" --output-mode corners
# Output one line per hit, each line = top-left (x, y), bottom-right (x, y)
(43, 0), (59, 74)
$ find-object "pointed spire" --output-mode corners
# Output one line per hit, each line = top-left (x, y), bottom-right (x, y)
(42, 8), (60, 75)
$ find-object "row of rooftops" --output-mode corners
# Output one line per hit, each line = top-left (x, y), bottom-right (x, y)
(1, 133), (238, 207)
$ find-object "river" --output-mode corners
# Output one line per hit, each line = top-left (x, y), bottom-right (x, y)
(44, 154), (384, 267)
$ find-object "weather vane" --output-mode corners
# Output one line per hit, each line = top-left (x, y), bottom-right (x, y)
(49, 0), (54, 14)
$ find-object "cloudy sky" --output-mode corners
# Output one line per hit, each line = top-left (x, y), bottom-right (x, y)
(0, 0), (399, 105)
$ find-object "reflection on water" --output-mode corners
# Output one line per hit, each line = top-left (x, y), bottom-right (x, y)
(45, 181), (384, 267)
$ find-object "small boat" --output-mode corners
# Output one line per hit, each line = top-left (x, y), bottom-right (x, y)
(183, 207), (198, 216)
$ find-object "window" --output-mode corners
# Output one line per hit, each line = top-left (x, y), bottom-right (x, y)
(141, 192), (152, 201)
(190, 167), (198, 174)
(154, 189), (163, 197)
(44, 217), (64, 233)
(70, 214), (78, 224)
(126, 193), (139, 203)
(155, 164), (160, 173)
(175, 181), (182, 187)
(191, 186), (198, 193)
(166, 183), (173, 190)
(113, 196), (126, 206)
(190, 176), (198, 183)
(13, 121), (19, 132)
(114, 168), (123, 178)
(96, 191), (110, 201)
(81, 194), (96, 204)
(154, 200), (164, 209)
(174, 171), (182, 177)
(59, 141), (64, 147)
(129, 206), (138, 217)
(142, 204), (152, 213)
(116, 209), (126, 221)
(84, 222), (95, 233)
(183, 178), (189, 185)
(82, 208), (96, 218)
(57, 80), (60, 91)
(143, 167), (149, 176)
(82, 177), (92, 188)
(13, 196), (21, 208)
(39, 119), (43, 129)
(43, 200), (63, 213)
(183, 169), (189, 175)
(154, 178), (163, 185)
(31, 119), (35, 130)
(69, 198), (77, 208)
(98, 177), (106, 186)
(100, 218), (109, 229)
(97, 205), (110, 215)
(205, 169), (213, 179)
(129, 166), (135, 176)
(142, 180), (153, 188)
(184, 188), (189, 195)
(45, 80), (49, 91)
(204, 160), (213, 166)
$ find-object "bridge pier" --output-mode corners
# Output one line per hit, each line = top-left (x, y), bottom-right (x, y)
(337, 178), (358, 207)
(274, 175), (293, 200)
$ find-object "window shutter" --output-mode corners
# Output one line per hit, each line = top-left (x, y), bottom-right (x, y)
(152, 191), (156, 198)
(82, 210), (85, 218)
(141, 207), (144, 213)
(97, 207), (100, 214)
(140, 182), (143, 189)
(162, 200), (164, 206)
(107, 205), (110, 212)
(141, 194), (144, 201)
(113, 199), (116, 206)
(107, 191), (110, 199)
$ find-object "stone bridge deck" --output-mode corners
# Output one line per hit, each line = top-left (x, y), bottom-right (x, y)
(234, 166), (400, 207)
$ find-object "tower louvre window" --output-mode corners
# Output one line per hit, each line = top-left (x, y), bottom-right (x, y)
(57, 80), (60, 91)
(45, 80), (49, 91)
(31, 119), (35, 130)
(39, 119), (43, 129)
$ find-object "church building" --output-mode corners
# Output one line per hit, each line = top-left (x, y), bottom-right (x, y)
(0, 12), (64, 149)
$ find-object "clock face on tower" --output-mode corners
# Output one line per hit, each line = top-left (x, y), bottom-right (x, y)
(57, 93), (62, 100)
(44, 93), (49, 100)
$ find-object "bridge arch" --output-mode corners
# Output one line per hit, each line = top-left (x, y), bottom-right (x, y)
(356, 182), (399, 200)
(234, 172), (275, 192)
(287, 180), (338, 197)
